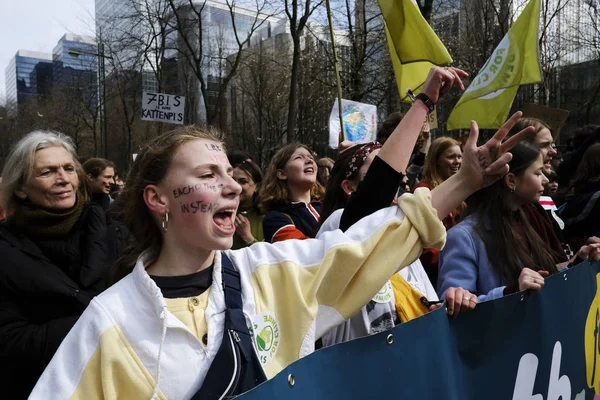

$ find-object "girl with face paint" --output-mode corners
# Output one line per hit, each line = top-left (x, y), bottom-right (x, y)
(32, 68), (535, 399)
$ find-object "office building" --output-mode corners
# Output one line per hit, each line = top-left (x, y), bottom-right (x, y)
(5, 50), (53, 116)
(95, 0), (133, 39)
(431, 0), (598, 67)
(29, 62), (53, 105)
(95, 0), (282, 123)
(176, 0), (283, 123)
(227, 19), (352, 156)
(51, 34), (99, 111)
(95, 0), (167, 96)
(52, 34), (97, 85)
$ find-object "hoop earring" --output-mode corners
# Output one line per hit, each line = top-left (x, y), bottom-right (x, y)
(510, 187), (515, 193)
(161, 213), (169, 233)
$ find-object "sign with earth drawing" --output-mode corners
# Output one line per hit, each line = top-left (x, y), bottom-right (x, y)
(329, 99), (377, 148)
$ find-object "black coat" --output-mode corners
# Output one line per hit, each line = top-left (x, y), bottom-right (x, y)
(561, 180), (600, 249)
(0, 202), (128, 399)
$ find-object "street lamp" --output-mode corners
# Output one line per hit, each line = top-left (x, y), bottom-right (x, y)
(68, 42), (112, 159)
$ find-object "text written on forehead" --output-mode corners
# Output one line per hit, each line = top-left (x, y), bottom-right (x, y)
(181, 201), (220, 214)
(205, 143), (223, 152)
(173, 184), (224, 199)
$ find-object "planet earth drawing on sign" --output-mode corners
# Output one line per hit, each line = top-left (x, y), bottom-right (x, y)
(343, 106), (369, 142)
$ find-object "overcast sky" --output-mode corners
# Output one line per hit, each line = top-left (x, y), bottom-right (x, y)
(1, 0), (95, 102)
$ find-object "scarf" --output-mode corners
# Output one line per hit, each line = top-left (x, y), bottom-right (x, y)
(522, 204), (567, 262)
(9, 193), (85, 237)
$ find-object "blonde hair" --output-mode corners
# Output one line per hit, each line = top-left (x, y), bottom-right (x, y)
(259, 143), (325, 213)
(422, 137), (461, 188)
(0, 130), (86, 212)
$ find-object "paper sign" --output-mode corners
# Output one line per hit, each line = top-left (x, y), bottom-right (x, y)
(520, 103), (569, 139)
(329, 99), (377, 148)
(424, 107), (438, 129)
(142, 92), (185, 124)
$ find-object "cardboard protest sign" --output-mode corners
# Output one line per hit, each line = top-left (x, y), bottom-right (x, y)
(425, 107), (438, 129)
(520, 103), (569, 139)
(142, 92), (185, 124)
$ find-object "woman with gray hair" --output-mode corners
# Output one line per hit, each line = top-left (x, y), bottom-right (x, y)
(0, 131), (128, 399)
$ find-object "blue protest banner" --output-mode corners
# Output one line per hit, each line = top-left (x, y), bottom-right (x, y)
(239, 261), (600, 400)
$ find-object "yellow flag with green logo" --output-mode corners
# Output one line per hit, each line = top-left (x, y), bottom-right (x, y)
(447, 0), (542, 130)
(379, 0), (452, 102)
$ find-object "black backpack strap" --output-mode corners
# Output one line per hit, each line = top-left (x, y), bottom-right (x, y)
(191, 252), (267, 399)
(221, 253), (256, 361)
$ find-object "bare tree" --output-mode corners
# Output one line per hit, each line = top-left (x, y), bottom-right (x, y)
(165, 0), (277, 128)
(229, 39), (290, 165)
(104, 49), (147, 170)
(283, 0), (324, 141)
(551, 0), (600, 125)
(416, 0), (436, 21)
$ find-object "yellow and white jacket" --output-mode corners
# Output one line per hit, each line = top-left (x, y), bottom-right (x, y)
(316, 208), (439, 347)
(30, 189), (445, 400)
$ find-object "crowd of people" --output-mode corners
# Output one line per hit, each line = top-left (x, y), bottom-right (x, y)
(0, 66), (599, 399)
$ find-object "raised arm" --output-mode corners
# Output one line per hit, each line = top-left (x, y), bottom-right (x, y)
(378, 67), (467, 174)
(233, 189), (446, 350)
(340, 67), (468, 230)
(431, 113), (535, 220)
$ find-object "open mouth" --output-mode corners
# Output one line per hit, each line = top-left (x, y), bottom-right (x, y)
(213, 208), (236, 232)
(304, 167), (315, 174)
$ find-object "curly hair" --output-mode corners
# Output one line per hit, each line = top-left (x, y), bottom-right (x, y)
(259, 143), (325, 213)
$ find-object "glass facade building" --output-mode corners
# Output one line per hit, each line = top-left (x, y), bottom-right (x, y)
(53, 34), (97, 85)
(95, 0), (158, 93)
(52, 34), (98, 109)
(187, 0), (283, 123)
(5, 50), (52, 115)
(94, 0), (282, 122)
(5, 34), (98, 116)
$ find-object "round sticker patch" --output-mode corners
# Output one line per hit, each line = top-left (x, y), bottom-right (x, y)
(251, 312), (280, 365)
(372, 281), (393, 304)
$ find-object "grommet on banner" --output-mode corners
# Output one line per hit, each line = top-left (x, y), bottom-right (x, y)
(564, 273), (568, 281)
(520, 294), (525, 302)
(386, 334), (394, 345)
(288, 374), (295, 388)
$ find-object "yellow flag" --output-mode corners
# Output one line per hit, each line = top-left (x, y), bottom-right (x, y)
(447, 0), (542, 130)
(379, 0), (452, 102)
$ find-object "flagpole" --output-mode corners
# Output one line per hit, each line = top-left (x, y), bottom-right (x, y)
(325, 0), (345, 145)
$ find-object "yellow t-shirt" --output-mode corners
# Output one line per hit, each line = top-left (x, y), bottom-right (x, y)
(164, 289), (211, 345)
